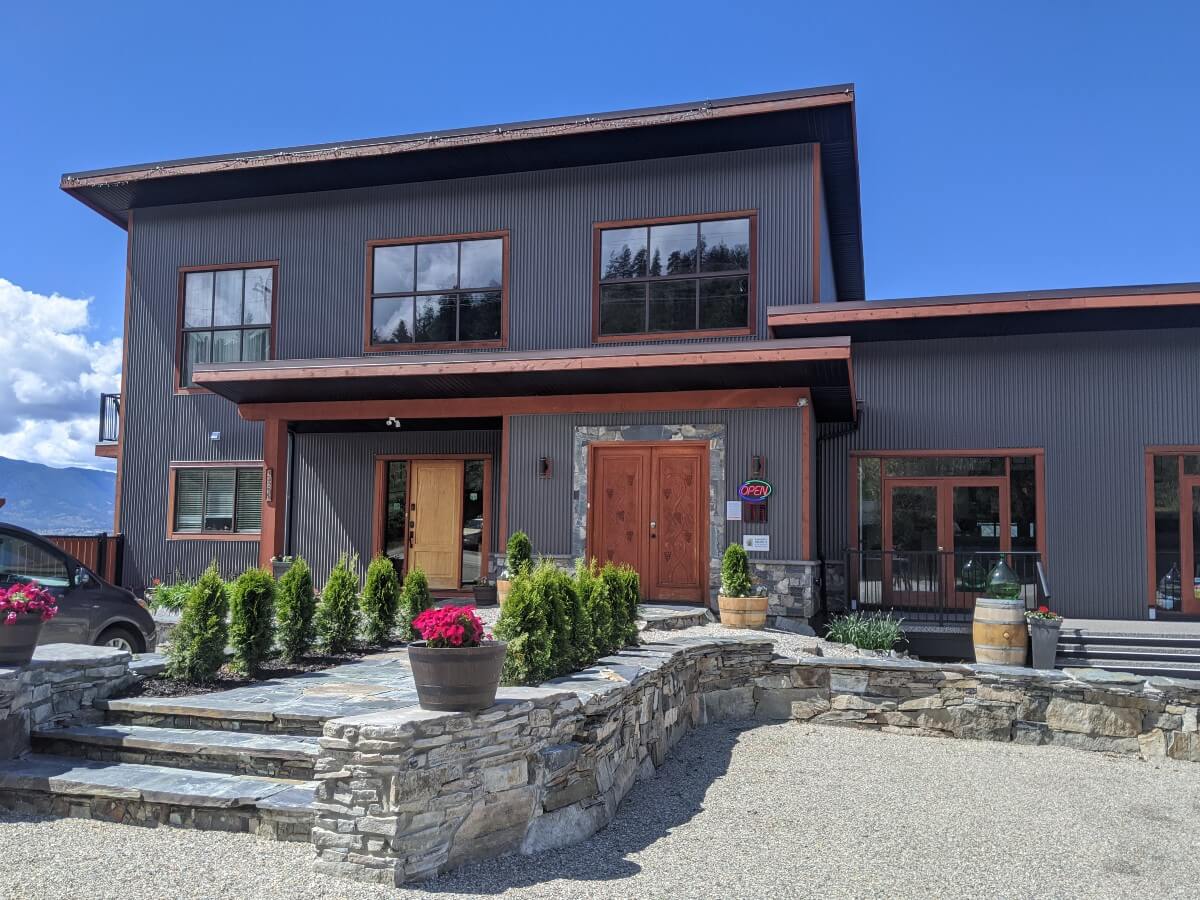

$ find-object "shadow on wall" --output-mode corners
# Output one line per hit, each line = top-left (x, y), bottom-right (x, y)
(419, 722), (751, 893)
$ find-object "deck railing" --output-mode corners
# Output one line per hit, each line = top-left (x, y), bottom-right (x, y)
(846, 548), (1047, 625)
(98, 393), (120, 444)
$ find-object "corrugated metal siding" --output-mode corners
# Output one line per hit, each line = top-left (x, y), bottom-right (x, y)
(290, 430), (500, 585)
(819, 200), (837, 302)
(119, 145), (817, 589)
(509, 409), (808, 560)
(818, 328), (1200, 619)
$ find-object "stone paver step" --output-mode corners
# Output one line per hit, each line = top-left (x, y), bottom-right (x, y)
(1056, 656), (1200, 680)
(32, 723), (319, 779)
(0, 754), (315, 841)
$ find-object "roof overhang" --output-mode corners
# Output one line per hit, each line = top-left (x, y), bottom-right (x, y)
(192, 338), (856, 422)
(61, 85), (866, 300)
(769, 283), (1200, 341)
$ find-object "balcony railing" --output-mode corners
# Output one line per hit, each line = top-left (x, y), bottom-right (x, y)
(846, 548), (1048, 625)
(98, 393), (120, 444)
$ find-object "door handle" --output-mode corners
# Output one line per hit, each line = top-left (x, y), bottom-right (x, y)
(650, 520), (657, 539)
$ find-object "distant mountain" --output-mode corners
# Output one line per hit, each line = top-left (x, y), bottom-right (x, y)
(0, 457), (115, 535)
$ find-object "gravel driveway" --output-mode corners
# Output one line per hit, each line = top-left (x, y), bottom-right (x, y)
(4, 722), (1199, 899)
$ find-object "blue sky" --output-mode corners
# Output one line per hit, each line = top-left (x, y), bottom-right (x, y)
(0, 1), (1198, 467)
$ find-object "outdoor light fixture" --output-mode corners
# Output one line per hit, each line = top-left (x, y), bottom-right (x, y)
(538, 456), (552, 479)
(209, 431), (221, 441)
(797, 397), (809, 408)
(751, 455), (765, 478)
(385, 417), (402, 429)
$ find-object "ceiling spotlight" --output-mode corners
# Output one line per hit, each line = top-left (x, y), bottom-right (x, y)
(385, 417), (402, 429)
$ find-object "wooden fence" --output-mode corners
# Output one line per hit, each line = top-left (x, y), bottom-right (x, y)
(44, 534), (123, 584)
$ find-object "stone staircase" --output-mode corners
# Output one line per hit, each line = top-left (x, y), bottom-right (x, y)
(1057, 629), (1200, 680)
(0, 694), (324, 842)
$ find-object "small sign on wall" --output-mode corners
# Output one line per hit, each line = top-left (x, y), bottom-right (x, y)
(725, 501), (743, 521)
(743, 534), (770, 553)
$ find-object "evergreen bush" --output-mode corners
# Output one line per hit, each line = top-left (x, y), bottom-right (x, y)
(398, 567), (434, 642)
(600, 562), (640, 650)
(505, 530), (533, 576)
(530, 560), (575, 676)
(315, 554), (360, 654)
(275, 557), (316, 662)
(228, 567), (276, 675)
(494, 569), (553, 685)
(167, 562), (229, 683)
(361, 555), (401, 645)
(568, 559), (596, 669)
(577, 558), (614, 656)
(720, 544), (754, 597)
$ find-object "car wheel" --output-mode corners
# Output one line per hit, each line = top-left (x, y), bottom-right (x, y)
(96, 625), (144, 654)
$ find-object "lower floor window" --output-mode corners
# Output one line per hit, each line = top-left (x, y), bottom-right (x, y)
(172, 466), (263, 535)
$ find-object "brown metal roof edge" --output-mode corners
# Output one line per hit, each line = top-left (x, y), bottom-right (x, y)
(767, 283), (1200, 325)
(60, 85), (855, 191)
(191, 336), (853, 384)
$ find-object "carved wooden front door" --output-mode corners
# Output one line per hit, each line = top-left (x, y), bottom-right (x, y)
(589, 442), (707, 603)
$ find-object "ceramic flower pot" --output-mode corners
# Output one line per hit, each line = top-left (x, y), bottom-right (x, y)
(408, 641), (507, 712)
(718, 594), (768, 629)
(0, 614), (44, 666)
(1028, 618), (1061, 670)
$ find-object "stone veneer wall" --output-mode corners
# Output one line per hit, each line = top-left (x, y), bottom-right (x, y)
(748, 559), (819, 632)
(313, 640), (1200, 887)
(0, 644), (135, 757)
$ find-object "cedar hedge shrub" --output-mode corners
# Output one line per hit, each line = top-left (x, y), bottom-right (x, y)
(398, 567), (433, 642)
(228, 567), (276, 675)
(361, 554), (401, 645)
(275, 557), (316, 662)
(167, 561), (229, 683)
(495, 566), (554, 685)
(720, 544), (754, 597)
(316, 554), (360, 654)
(505, 530), (533, 576)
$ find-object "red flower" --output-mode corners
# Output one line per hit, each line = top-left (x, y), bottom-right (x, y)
(0, 584), (59, 626)
(412, 605), (486, 649)
(1037, 605), (1049, 614)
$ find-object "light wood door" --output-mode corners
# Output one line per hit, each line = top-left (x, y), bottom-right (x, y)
(409, 460), (463, 590)
(589, 442), (707, 604)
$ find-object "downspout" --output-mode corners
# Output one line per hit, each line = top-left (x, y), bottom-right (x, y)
(815, 404), (863, 618)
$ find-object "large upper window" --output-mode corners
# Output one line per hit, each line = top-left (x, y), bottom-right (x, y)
(171, 466), (263, 536)
(595, 213), (753, 339)
(180, 265), (275, 389)
(367, 233), (506, 350)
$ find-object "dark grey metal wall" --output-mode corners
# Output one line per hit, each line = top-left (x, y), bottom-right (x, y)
(818, 328), (1200, 619)
(508, 408), (808, 561)
(119, 144), (818, 589)
(290, 430), (500, 586)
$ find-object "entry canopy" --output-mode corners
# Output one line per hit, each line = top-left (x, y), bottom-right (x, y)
(191, 337), (856, 422)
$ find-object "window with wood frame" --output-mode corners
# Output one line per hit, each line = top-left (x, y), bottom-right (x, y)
(367, 233), (506, 350)
(171, 466), (263, 536)
(595, 212), (753, 339)
(180, 265), (275, 389)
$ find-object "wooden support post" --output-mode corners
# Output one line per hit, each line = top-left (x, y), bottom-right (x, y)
(260, 417), (288, 568)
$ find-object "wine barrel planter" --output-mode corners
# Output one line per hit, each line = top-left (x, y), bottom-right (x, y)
(718, 595), (768, 630)
(496, 579), (512, 606)
(408, 641), (507, 712)
(972, 596), (1027, 666)
(0, 614), (44, 666)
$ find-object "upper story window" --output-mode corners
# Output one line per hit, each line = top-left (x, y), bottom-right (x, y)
(179, 264), (276, 390)
(595, 212), (754, 340)
(170, 465), (263, 537)
(366, 232), (507, 351)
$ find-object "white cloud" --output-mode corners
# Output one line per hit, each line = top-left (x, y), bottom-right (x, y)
(0, 278), (121, 471)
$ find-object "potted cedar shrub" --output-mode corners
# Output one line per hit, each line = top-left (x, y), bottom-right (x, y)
(270, 555), (294, 581)
(0, 583), (59, 665)
(472, 578), (498, 607)
(1026, 605), (1063, 670)
(408, 605), (506, 712)
(718, 544), (767, 629)
(497, 531), (532, 605)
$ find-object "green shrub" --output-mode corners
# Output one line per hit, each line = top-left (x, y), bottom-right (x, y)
(228, 567), (276, 675)
(577, 559), (614, 656)
(149, 575), (192, 613)
(361, 555), (401, 645)
(275, 557), (316, 662)
(398, 567), (434, 642)
(315, 554), (360, 654)
(825, 612), (906, 651)
(495, 569), (554, 685)
(528, 561), (575, 676)
(505, 530), (533, 576)
(568, 559), (596, 668)
(600, 562), (640, 651)
(167, 562), (229, 683)
(720, 544), (754, 597)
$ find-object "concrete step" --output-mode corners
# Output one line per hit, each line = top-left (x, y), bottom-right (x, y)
(31, 724), (319, 780)
(1059, 633), (1200, 650)
(96, 696), (329, 736)
(1056, 644), (1200, 663)
(0, 754), (314, 841)
(1058, 657), (1200, 680)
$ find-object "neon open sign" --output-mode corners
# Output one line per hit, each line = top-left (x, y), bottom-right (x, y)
(738, 479), (773, 503)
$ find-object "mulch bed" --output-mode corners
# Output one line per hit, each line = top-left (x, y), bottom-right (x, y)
(117, 642), (409, 698)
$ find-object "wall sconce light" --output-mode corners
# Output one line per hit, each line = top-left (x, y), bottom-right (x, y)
(751, 455), (765, 478)
(538, 456), (552, 479)
(209, 431), (221, 442)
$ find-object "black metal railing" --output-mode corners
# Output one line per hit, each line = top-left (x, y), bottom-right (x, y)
(846, 548), (1047, 625)
(98, 393), (120, 444)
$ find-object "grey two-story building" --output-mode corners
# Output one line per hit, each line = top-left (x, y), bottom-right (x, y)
(66, 84), (1200, 639)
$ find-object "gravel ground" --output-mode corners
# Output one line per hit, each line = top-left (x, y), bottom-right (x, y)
(4, 723), (1199, 900)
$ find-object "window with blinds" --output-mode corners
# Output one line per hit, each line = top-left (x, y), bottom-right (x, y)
(172, 467), (263, 535)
